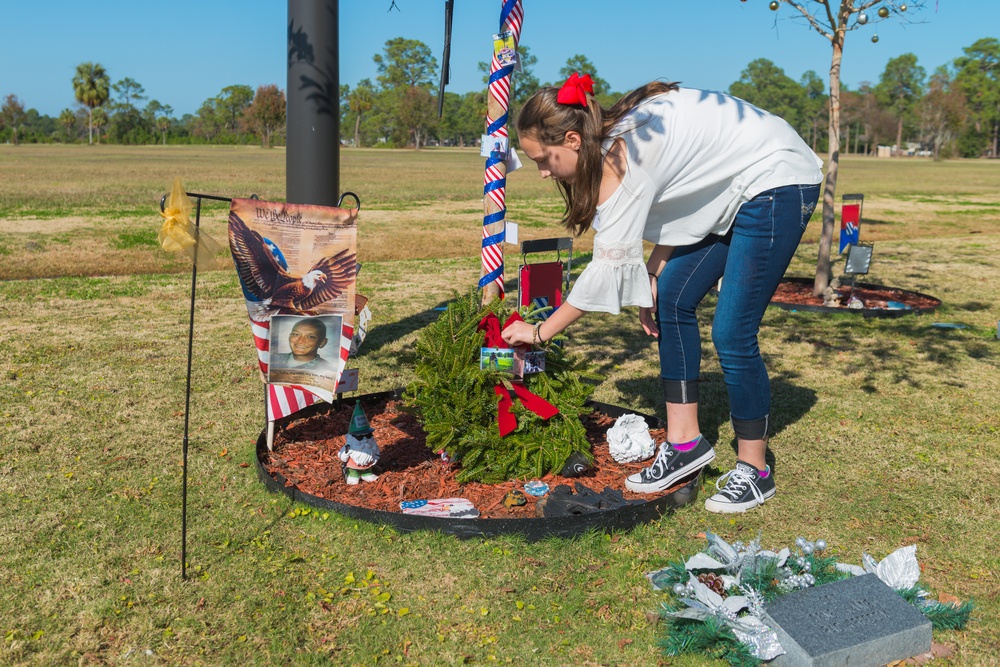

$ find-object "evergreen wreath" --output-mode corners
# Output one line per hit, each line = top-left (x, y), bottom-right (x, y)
(647, 533), (975, 667)
(403, 290), (601, 484)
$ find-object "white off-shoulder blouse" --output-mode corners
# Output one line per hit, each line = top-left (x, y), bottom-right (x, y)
(565, 87), (823, 315)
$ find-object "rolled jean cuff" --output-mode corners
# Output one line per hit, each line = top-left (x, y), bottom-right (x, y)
(731, 415), (769, 440)
(662, 379), (699, 404)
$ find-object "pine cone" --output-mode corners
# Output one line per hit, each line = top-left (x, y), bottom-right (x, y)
(697, 573), (727, 596)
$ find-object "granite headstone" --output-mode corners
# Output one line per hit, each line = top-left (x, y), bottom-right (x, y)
(762, 574), (931, 667)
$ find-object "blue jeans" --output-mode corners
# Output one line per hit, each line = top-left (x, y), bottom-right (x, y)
(656, 183), (820, 440)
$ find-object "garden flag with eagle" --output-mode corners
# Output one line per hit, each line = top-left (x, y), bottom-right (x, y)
(228, 198), (358, 421)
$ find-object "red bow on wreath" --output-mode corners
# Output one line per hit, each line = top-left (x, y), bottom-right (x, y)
(478, 312), (559, 437)
(556, 72), (594, 107)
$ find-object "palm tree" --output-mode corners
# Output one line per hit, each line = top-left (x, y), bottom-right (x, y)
(59, 108), (76, 142)
(91, 107), (108, 145)
(157, 114), (172, 146)
(348, 80), (375, 147)
(72, 62), (110, 145)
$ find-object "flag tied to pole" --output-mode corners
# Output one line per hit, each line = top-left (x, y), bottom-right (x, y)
(839, 201), (861, 254)
(228, 198), (358, 421)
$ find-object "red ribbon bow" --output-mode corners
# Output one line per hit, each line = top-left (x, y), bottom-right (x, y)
(556, 72), (594, 107)
(478, 312), (559, 437)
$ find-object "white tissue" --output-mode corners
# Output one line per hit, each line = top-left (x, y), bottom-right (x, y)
(606, 413), (655, 464)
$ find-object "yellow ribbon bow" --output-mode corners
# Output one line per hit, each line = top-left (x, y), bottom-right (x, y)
(158, 178), (221, 269)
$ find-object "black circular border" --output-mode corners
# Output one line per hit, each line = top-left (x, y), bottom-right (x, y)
(255, 392), (702, 540)
(769, 277), (941, 318)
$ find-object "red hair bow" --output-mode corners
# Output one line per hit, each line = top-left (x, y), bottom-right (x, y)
(557, 72), (594, 107)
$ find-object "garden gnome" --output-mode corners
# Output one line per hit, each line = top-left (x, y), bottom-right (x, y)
(338, 401), (380, 485)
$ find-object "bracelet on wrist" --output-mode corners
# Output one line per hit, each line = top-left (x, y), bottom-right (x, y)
(648, 271), (658, 279)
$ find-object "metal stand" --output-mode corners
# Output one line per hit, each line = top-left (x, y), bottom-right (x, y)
(843, 241), (874, 303)
(159, 190), (360, 579)
(159, 191), (237, 580)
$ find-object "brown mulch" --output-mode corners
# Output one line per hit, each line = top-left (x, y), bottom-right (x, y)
(263, 398), (687, 519)
(771, 279), (940, 310)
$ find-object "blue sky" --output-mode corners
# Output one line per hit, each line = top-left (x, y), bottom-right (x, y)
(2, 1), (995, 118)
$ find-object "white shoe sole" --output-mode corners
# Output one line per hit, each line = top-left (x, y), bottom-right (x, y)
(704, 487), (776, 513)
(624, 449), (715, 494)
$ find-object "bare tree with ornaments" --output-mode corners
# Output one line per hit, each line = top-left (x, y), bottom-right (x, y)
(764, 0), (932, 296)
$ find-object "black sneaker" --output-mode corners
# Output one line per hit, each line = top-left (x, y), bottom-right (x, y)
(704, 460), (776, 513)
(624, 436), (715, 493)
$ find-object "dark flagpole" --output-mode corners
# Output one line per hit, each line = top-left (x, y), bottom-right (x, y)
(438, 0), (455, 117)
(287, 0), (340, 205)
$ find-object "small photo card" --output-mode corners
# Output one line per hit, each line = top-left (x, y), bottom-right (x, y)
(481, 347), (515, 373)
(492, 31), (518, 68)
(481, 134), (508, 160)
(268, 314), (344, 391)
(522, 349), (546, 375)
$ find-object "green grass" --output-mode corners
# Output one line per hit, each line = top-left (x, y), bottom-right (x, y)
(113, 230), (160, 250)
(1, 146), (999, 665)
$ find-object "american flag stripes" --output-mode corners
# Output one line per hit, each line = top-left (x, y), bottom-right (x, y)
(251, 315), (354, 420)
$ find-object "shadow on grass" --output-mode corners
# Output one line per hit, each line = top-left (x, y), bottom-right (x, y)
(771, 308), (998, 392)
(861, 216), (893, 226)
(611, 369), (817, 476)
(565, 300), (819, 476)
(359, 253), (596, 360)
(353, 293), (467, 359)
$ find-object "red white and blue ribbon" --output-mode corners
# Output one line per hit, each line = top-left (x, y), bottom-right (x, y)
(480, 0), (523, 298)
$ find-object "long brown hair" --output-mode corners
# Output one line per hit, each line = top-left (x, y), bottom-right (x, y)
(516, 81), (678, 236)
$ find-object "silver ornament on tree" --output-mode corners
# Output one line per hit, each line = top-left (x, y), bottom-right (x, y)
(857, 11), (869, 24)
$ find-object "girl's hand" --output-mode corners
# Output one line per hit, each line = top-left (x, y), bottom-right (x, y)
(639, 273), (659, 338)
(501, 320), (534, 346)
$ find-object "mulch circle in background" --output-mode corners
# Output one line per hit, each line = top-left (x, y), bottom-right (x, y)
(770, 277), (941, 318)
(255, 391), (702, 540)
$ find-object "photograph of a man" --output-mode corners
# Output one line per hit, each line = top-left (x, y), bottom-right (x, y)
(268, 315), (344, 393)
(271, 316), (338, 371)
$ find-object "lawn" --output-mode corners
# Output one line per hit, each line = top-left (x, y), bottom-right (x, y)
(0, 145), (998, 666)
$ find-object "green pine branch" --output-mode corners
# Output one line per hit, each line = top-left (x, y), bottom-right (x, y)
(404, 289), (601, 483)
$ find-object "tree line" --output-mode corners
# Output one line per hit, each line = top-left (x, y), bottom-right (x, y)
(0, 63), (287, 148)
(1, 36), (997, 159)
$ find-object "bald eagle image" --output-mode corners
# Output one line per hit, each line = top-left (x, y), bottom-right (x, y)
(229, 210), (356, 316)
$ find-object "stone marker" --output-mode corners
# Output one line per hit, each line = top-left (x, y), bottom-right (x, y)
(762, 574), (931, 667)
